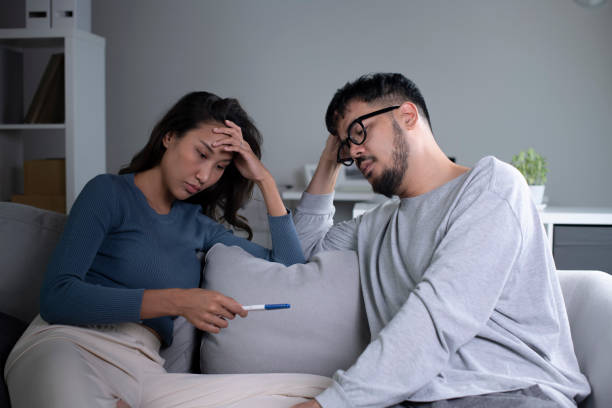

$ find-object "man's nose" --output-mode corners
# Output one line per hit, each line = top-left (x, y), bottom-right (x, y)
(349, 141), (365, 158)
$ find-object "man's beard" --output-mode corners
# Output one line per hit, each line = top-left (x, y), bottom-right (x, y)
(371, 119), (408, 198)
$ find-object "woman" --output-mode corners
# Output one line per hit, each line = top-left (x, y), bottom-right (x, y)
(5, 92), (331, 408)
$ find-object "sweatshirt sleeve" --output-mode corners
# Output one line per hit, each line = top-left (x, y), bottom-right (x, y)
(293, 191), (359, 259)
(205, 210), (305, 266)
(316, 191), (523, 408)
(40, 175), (144, 325)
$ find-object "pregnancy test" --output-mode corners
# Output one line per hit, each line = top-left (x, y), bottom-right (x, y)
(242, 303), (290, 311)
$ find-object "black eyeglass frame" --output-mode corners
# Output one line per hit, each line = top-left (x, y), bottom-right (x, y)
(336, 105), (400, 166)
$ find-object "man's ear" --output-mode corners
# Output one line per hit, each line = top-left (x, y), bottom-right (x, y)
(162, 132), (175, 148)
(398, 101), (419, 129)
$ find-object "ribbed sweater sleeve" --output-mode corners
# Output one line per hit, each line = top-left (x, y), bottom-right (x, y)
(206, 210), (305, 266)
(40, 175), (144, 324)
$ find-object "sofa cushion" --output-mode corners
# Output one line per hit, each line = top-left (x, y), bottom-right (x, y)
(159, 315), (201, 373)
(0, 312), (27, 408)
(199, 244), (369, 377)
(0, 202), (66, 323)
(558, 270), (612, 408)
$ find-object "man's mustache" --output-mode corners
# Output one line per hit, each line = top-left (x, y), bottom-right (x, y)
(355, 156), (376, 169)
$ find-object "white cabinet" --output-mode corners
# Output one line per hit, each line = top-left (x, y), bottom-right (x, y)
(540, 207), (612, 273)
(0, 28), (105, 211)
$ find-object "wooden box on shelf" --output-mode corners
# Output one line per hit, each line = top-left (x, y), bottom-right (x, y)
(11, 158), (66, 214)
(24, 158), (65, 195)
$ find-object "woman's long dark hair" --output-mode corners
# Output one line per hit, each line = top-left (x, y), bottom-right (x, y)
(119, 91), (262, 240)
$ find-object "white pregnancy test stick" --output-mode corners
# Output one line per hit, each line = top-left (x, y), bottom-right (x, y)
(242, 303), (290, 311)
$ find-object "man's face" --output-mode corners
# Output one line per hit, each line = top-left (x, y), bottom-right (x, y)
(336, 100), (408, 197)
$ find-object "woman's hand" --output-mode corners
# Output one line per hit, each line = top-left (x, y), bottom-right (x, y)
(212, 119), (288, 216)
(141, 288), (247, 334)
(212, 120), (270, 184)
(178, 288), (247, 334)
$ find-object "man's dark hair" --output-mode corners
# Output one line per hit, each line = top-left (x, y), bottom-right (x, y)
(325, 73), (432, 136)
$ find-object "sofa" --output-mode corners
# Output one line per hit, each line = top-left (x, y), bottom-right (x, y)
(1, 201), (611, 408)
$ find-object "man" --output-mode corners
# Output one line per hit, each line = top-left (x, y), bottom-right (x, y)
(291, 73), (590, 408)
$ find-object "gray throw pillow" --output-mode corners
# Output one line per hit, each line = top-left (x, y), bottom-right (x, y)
(200, 244), (369, 377)
(0, 203), (66, 323)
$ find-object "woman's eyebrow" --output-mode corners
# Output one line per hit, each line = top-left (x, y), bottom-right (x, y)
(200, 140), (232, 162)
(200, 140), (215, 153)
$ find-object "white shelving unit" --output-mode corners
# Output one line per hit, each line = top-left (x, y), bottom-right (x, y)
(0, 124), (65, 130)
(0, 28), (105, 211)
(281, 189), (382, 202)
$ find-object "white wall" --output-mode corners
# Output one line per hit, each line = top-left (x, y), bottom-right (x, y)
(93, 0), (612, 206)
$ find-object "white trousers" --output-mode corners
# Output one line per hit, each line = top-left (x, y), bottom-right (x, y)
(4, 316), (332, 408)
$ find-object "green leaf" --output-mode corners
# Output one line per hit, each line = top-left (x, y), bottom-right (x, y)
(511, 148), (548, 185)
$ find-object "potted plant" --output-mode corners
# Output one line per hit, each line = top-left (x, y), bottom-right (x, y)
(511, 148), (548, 207)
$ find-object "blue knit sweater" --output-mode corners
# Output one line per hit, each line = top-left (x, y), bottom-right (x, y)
(40, 173), (305, 346)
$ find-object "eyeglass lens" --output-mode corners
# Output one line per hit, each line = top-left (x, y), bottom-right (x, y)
(337, 122), (366, 165)
(348, 121), (366, 144)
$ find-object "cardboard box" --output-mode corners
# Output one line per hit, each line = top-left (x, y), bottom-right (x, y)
(26, 0), (51, 29)
(11, 194), (66, 214)
(24, 159), (66, 196)
(51, 0), (91, 31)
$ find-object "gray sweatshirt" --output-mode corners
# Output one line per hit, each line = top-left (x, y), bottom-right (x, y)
(293, 156), (590, 408)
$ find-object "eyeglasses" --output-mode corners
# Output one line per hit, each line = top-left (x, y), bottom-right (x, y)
(336, 105), (400, 166)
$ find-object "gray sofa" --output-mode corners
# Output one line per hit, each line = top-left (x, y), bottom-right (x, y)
(1, 202), (611, 408)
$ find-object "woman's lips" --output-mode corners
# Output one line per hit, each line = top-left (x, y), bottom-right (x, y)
(185, 182), (199, 194)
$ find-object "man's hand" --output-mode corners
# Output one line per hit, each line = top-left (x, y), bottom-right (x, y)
(320, 133), (342, 164)
(305, 134), (342, 195)
(291, 399), (322, 408)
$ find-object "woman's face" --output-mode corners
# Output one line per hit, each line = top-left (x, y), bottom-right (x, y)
(160, 122), (233, 200)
